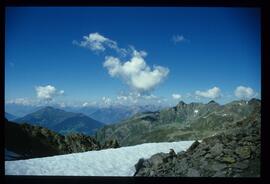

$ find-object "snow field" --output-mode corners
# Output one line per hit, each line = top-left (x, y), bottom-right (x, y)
(5, 141), (194, 176)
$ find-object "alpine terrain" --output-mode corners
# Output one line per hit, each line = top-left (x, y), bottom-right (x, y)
(14, 106), (104, 135)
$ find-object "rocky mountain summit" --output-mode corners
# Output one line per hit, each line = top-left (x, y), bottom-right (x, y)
(5, 119), (119, 160)
(96, 99), (260, 146)
(134, 109), (260, 177)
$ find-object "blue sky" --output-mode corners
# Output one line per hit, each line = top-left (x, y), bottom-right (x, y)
(5, 7), (261, 107)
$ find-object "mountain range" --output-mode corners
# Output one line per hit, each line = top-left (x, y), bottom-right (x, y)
(5, 103), (43, 117)
(96, 98), (261, 146)
(5, 98), (261, 177)
(89, 104), (164, 124)
(13, 106), (104, 135)
(5, 103), (165, 125)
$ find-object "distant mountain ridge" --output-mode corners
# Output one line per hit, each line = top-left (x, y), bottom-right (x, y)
(5, 112), (18, 121)
(14, 106), (104, 135)
(5, 103), (43, 117)
(89, 104), (164, 124)
(96, 99), (261, 146)
(53, 114), (103, 135)
(6, 103), (165, 125)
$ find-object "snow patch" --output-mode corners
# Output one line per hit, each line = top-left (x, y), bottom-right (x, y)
(194, 109), (199, 114)
(5, 141), (194, 176)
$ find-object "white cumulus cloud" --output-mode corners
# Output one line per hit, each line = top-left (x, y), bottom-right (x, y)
(172, 34), (188, 43)
(73, 32), (127, 55)
(195, 87), (221, 99)
(114, 92), (167, 106)
(6, 98), (34, 106)
(75, 33), (170, 93)
(234, 86), (255, 99)
(103, 49), (169, 93)
(101, 96), (112, 105)
(59, 90), (65, 95)
(143, 94), (157, 100)
(82, 102), (89, 107)
(117, 95), (128, 101)
(35, 85), (64, 101)
(172, 93), (182, 100)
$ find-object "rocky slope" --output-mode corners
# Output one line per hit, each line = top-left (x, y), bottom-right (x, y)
(96, 99), (260, 146)
(52, 113), (103, 135)
(134, 108), (260, 177)
(5, 119), (119, 160)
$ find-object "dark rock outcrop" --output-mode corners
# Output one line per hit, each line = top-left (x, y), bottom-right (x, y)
(5, 119), (118, 160)
(102, 139), (120, 149)
(134, 113), (260, 177)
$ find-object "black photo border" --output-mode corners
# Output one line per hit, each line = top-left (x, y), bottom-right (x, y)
(1, 0), (269, 184)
